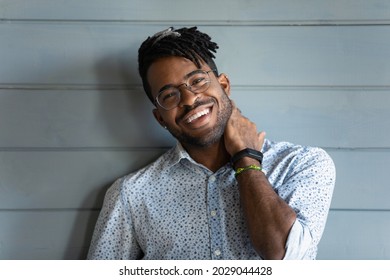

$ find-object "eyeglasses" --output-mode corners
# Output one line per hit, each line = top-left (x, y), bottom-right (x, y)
(155, 69), (216, 110)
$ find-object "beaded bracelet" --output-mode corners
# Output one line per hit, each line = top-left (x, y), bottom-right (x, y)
(235, 164), (263, 178)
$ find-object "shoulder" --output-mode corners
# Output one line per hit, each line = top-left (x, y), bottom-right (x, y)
(105, 146), (179, 196)
(263, 139), (335, 183)
(264, 139), (334, 165)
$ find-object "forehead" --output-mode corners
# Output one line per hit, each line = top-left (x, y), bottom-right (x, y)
(147, 56), (207, 96)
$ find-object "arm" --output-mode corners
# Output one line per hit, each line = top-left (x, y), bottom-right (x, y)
(224, 102), (297, 260)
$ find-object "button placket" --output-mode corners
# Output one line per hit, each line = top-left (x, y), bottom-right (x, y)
(207, 174), (223, 259)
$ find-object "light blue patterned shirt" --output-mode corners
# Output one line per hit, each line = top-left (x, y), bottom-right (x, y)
(87, 139), (335, 260)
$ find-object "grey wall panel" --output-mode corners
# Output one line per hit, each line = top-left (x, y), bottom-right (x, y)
(0, 23), (144, 85)
(1, 0), (389, 22)
(1, 24), (390, 87)
(328, 149), (390, 210)
(0, 89), (173, 148)
(212, 25), (390, 87)
(0, 150), (165, 209)
(317, 210), (390, 260)
(235, 88), (390, 148)
(0, 210), (99, 259)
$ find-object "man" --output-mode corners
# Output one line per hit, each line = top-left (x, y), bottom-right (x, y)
(87, 27), (335, 260)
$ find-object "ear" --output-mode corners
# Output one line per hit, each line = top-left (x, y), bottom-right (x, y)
(217, 73), (231, 97)
(153, 108), (167, 128)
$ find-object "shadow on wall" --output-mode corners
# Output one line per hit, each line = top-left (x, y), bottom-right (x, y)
(64, 48), (173, 259)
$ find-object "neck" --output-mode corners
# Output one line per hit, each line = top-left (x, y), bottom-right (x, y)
(181, 139), (230, 173)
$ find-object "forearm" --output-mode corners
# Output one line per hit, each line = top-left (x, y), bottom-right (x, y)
(236, 157), (297, 260)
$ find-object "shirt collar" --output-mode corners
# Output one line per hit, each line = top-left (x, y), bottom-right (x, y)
(169, 141), (233, 175)
(169, 141), (194, 167)
(170, 139), (271, 167)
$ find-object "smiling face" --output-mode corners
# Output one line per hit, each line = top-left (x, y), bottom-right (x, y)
(147, 56), (233, 148)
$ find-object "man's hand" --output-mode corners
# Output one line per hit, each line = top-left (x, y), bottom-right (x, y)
(224, 100), (266, 156)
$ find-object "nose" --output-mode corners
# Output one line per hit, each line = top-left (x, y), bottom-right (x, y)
(177, 85), (198, 107)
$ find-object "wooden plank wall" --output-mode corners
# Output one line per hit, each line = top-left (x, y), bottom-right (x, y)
(1, 0), (389, 259)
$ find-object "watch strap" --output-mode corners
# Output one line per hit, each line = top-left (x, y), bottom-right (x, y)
(230, 148), (263, 166)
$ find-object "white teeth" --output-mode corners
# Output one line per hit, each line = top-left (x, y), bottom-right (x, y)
(186, 108), (210, 123)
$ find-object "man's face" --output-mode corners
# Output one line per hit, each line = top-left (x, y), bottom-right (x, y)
(147, 56), (232, 148)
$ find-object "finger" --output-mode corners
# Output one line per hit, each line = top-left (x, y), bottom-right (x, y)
(259, 131), (266, 138)
(258, 131), (266, 148)
(230, 100), (243, 116)
(230, 100), (238, 111)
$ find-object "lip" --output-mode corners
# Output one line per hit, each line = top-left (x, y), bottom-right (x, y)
(179, 103), (214, 127)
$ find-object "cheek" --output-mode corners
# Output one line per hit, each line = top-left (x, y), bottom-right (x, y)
(153, 109), (167, 127)
(155, 110), (178, 127)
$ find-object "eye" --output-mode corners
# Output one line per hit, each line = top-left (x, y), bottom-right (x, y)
(191, 77), (206, 86)
(161, 90), (179, 101)
(188, 72), (209, 87)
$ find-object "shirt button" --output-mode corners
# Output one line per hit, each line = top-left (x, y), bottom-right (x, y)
(210, 210), (217, 217)
(209, 176), (216, 183)
(214, 249), (221, 256)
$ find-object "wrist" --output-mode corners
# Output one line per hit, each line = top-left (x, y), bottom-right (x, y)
(233, 157), (259, 169)
(230, 148), (263, 168)
(235, 164), (263, 178)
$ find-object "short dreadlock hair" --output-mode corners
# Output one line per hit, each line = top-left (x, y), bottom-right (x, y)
(138, 26), (219, 103)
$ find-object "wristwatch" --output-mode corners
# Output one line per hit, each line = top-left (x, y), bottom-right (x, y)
(231, 148), (263, 166)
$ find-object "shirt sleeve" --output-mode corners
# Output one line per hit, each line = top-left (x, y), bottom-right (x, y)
(87, 178), (143, 259)
(280, 147), (336, 259)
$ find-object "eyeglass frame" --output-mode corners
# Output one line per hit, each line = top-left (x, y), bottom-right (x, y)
(154, 69), (217, 110)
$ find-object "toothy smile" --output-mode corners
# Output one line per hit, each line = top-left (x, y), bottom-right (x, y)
(185, 108), (211, 123)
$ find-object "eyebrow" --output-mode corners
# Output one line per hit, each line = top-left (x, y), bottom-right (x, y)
(157, 69), (207, 93)
(158, 84), (176, 94)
